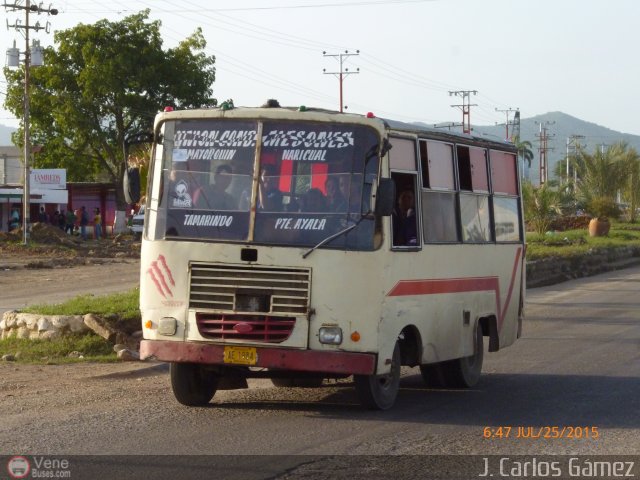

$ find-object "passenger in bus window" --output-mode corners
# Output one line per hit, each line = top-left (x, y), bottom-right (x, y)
(300, 188), (327, 213)
(392, 190), (417, 246)
(325, 176), (348, 212)
(339, 175), (350, 201)
(258, 166), (283, 211)
(204, 164), (236, 210)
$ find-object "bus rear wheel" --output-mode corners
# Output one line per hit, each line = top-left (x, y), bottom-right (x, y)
(354, 342), (401, 410)
(170, 362), (219, 406)
(420, 327), (484, 388)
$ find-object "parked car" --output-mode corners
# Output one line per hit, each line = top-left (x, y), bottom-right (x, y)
(130, 205), (145, 239)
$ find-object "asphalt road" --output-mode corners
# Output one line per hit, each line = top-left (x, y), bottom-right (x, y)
(1, 264), (639, 479)
(0, 259), (140, 316)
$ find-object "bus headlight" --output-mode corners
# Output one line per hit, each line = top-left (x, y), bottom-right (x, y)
(158, 317), (177, 336)
(319, 327), (343, 345)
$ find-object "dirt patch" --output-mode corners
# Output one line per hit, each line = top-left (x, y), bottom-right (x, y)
(0, 222), (140, 270)
(0, 224), (141, 315)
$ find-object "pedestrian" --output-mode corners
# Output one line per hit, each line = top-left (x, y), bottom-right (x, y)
(65, 209), (77, 235)
(57, 210), (66, 230)
(80, 206), (89, 240)
(93, 207), (102, 240)
(8, 207), (20, 232)
(38, 206), (48, 223)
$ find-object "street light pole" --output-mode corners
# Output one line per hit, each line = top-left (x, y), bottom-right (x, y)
(4, 0), (58, 243)
(22, 0), (31, 245)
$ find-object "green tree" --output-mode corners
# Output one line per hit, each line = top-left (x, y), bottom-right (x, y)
(3, 10), (216, 208)
(522, 180), (562, 235)
(574, 143), (627, 219)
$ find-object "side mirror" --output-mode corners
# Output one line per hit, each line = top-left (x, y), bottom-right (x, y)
(124, 167), (141, 204)
(374, 178), (396, 216)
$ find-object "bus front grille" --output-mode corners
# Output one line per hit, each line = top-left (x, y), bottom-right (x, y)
(188, 263), (311, 316)
(196, 313), (295, 343)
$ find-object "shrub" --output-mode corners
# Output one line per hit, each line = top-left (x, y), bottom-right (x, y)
(549, 215), (591, 231)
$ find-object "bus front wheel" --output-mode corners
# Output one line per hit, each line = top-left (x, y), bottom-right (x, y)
(354, 342), (401, 410)
(170, 362), (219, 406)
(420, 327), (484, 388)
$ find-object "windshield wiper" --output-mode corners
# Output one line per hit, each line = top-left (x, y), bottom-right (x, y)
(302, 213), (370, 259)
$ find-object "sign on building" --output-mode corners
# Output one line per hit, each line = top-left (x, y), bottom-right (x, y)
(30, 169), (66, 190)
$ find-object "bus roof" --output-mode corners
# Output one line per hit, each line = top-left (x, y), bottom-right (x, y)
(156, 104), (517, 153)
(381, 117), (518, 152)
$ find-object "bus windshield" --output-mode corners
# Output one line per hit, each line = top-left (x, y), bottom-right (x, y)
(156, 118), (381, 250)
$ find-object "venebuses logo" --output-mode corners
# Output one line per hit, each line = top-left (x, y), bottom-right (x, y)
(7, 456), (30, 479)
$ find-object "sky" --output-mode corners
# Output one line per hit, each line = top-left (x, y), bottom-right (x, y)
(1, 0), (639, 135)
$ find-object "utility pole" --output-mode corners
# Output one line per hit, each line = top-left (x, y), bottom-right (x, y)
(599, 142), (609, 155)
(449, 90), (477, 134)
(565, 134), (585, 184)
(495, 107), (519, 141)
(323, 50), (359, 113)
(433, 122), (463, 131)
(535, 121), (555, 184)
(4, 0), (58, 244)
(511, 110), (521, 143)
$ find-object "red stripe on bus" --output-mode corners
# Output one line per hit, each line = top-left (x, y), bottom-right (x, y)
(387, 277), (499, 297)
(500, 247), (523, 323)
(386, 247), (523, 331)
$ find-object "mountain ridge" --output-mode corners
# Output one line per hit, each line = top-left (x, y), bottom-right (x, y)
(2, 112), (638, 185)
(472, 112), (640, 183)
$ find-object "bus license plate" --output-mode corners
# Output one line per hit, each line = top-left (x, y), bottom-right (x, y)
(223, 346), (257, 365)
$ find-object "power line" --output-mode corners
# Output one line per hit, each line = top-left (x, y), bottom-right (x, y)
(2, 1), (525, 130)
(64, 0), (439, 14)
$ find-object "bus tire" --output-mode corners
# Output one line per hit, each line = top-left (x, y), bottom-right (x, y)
(420, 327), (483, 388)
(170, 362), (219, 406)
(445, 327), (484, 388)
(271, 377), (324, 388)
(354, 342), (401, 410)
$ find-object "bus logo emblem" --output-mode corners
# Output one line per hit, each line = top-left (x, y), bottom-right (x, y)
(172, 180), (192, 208)
(147, 254), (176, 299)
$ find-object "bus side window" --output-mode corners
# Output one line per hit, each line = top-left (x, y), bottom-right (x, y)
(391, 173), (420, 248)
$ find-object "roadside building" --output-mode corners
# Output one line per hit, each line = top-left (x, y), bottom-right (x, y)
(0, 147), (118, 235)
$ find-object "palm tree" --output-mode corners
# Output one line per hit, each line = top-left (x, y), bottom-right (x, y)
(575, 143), (627, 219)
(513, 136), (534, 178)
(522, 181), (562, 235)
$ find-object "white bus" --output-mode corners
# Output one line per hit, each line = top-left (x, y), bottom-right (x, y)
(136, 102), (525, 410)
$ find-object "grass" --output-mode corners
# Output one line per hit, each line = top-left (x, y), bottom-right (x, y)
(0, 334), (116, 364)
(22, 288), (141, 323)
(1, 288), (141, 364)
(525, 222), (640, 260)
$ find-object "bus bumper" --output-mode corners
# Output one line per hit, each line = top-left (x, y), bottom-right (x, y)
(140, 339), (376, 375)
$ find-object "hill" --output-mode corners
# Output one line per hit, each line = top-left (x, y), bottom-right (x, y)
(472, 112), (640, 184)
(2, 112), (638, 186)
